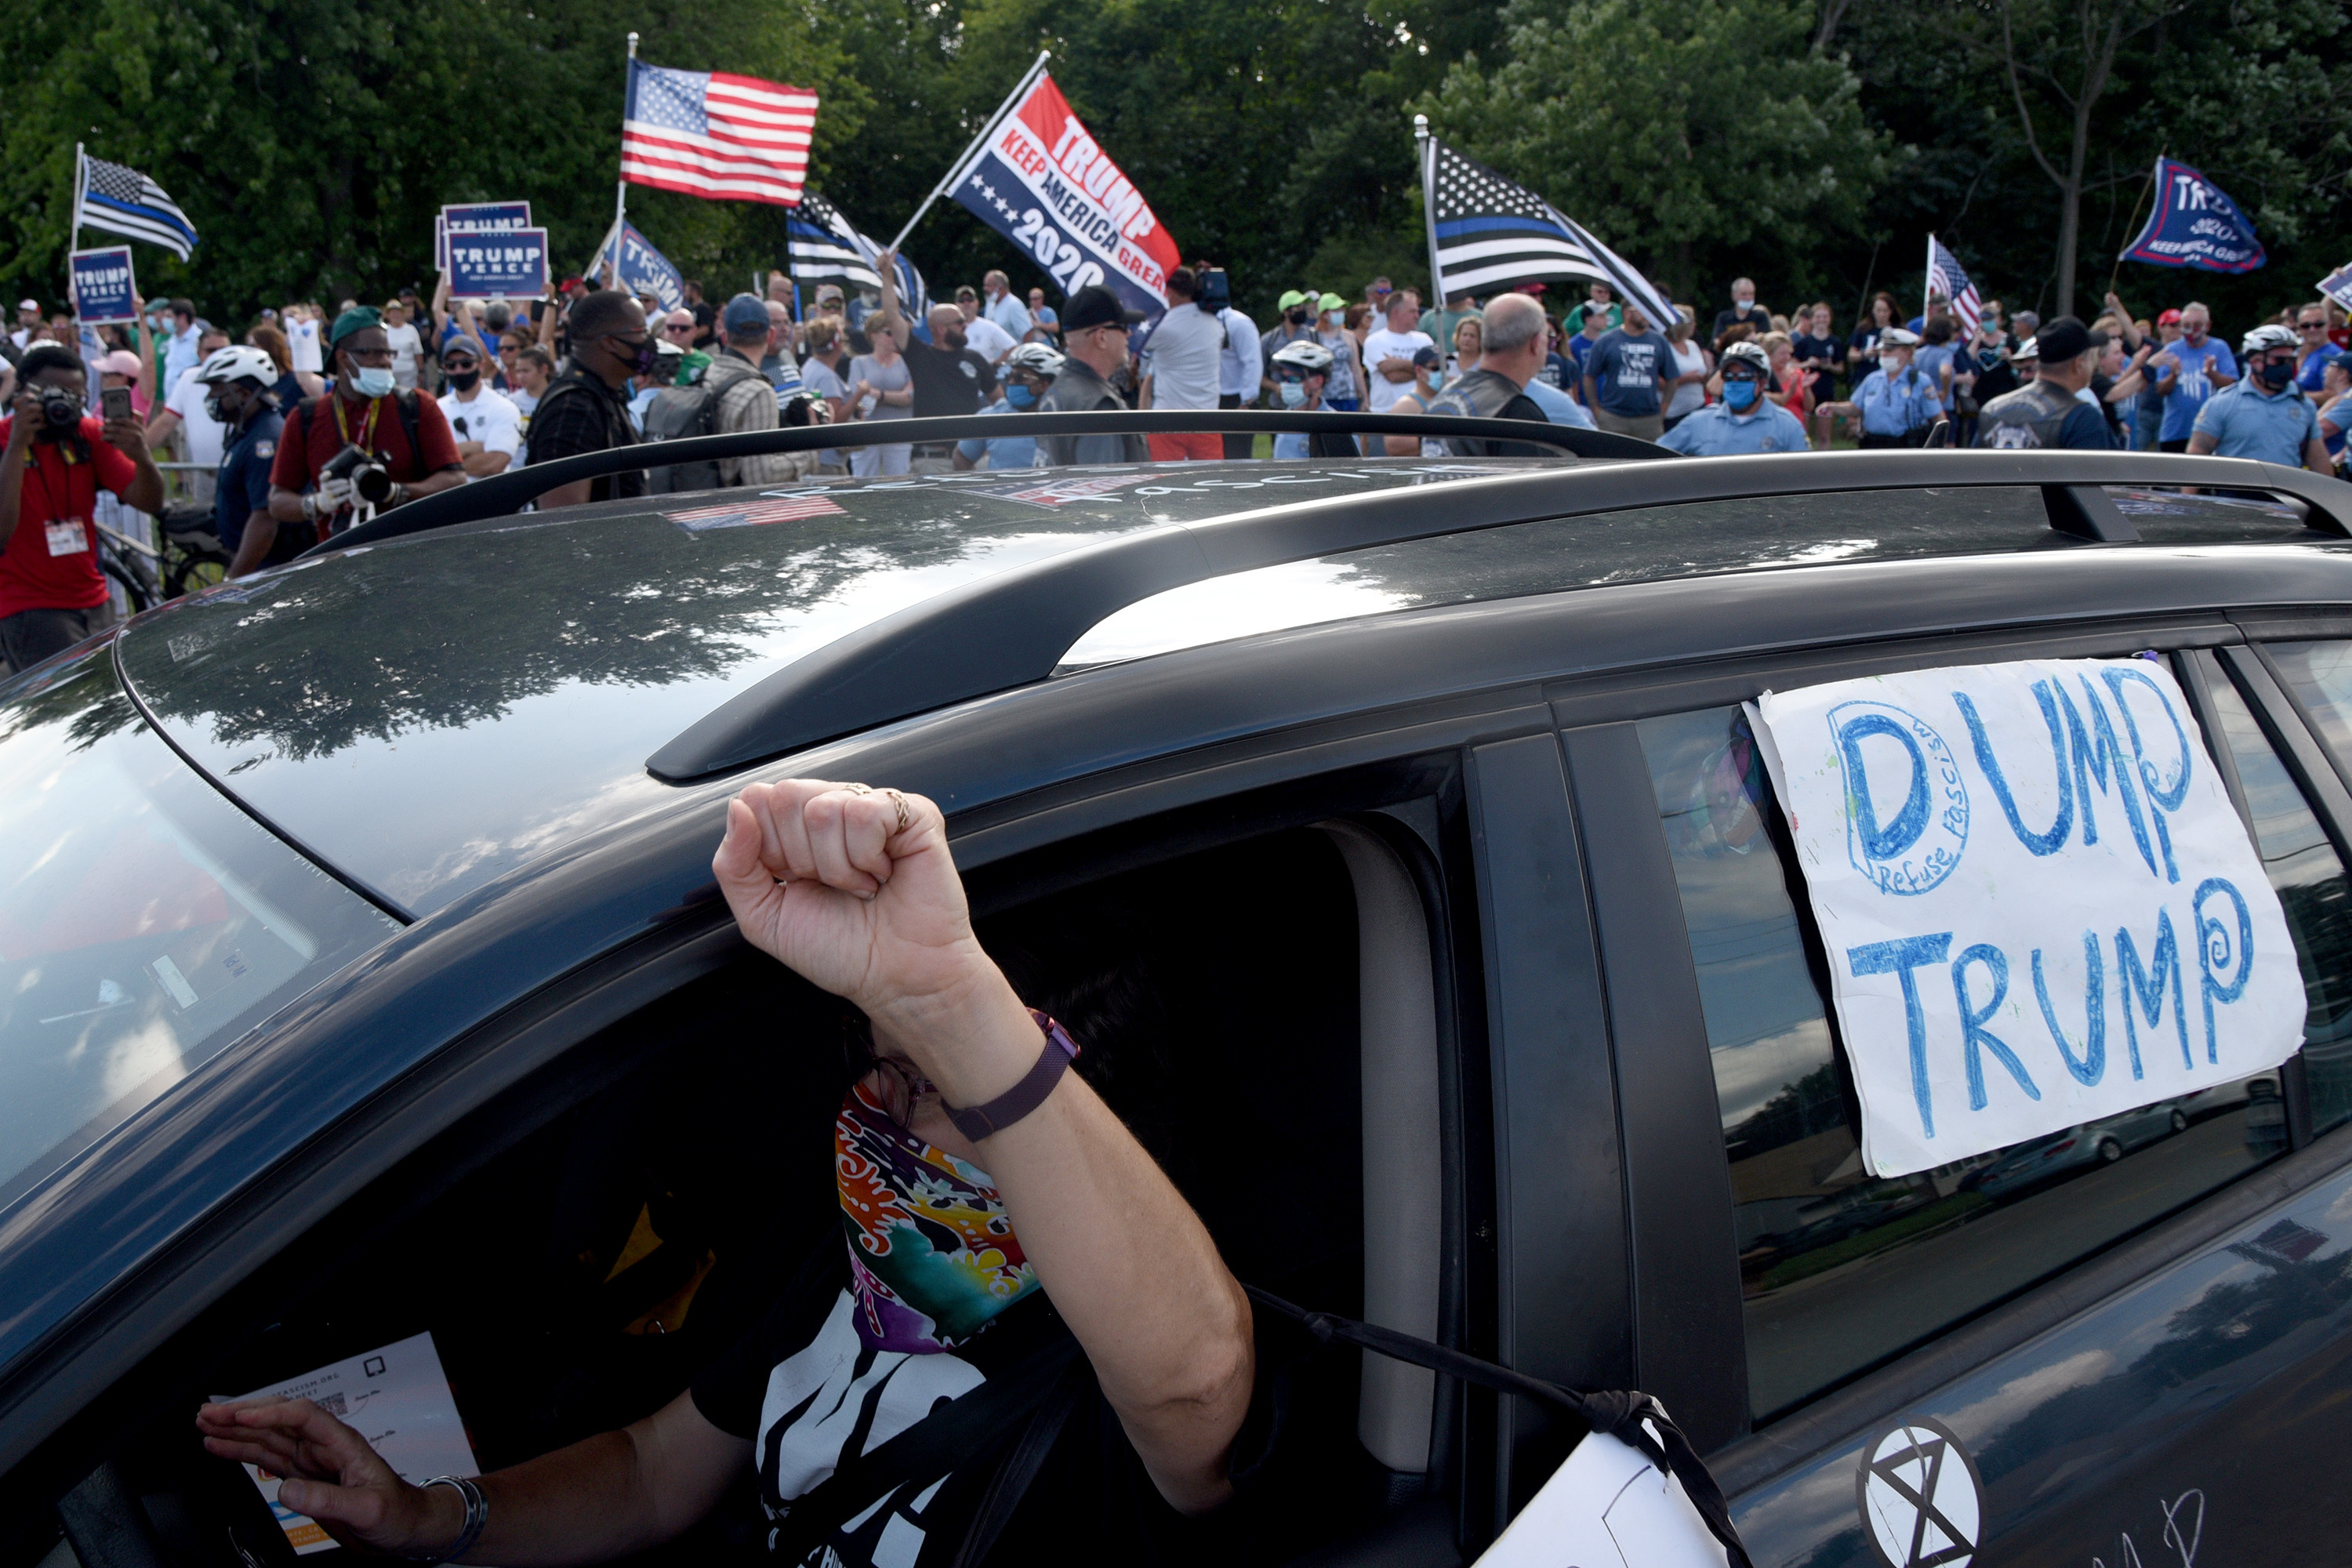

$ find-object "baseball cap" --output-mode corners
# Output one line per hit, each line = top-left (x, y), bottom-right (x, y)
(721, 292), (771, 336)
(1062, 285), (1142, 333)
(1877, 326), (1922, 348)
(1277, 289), (1309, 311)
(2034, 316), (2092, 361)
(1411, 345), (1443, 370)
(15, 299), (34, 311)
(98, 350), (142, 377)
(1318, 292), (1345, 313)
(328, 304), (383, 348)
(2157, 307), (2183, 326)
(815, 283), (845, 304)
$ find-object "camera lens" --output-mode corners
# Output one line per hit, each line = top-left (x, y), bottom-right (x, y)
(353, 464), (395, 505)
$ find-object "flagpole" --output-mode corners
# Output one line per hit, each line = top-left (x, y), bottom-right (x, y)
(1923, 232), (1935, 327)
(886, 49), (1051, 255)
(1414, 115), (1443, 313)
(607, 31), (639, 279)
(2106, 149), (2165, 303)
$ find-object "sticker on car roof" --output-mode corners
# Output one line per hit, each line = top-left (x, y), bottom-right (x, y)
(971, 472), (1163, 509)
(665, 492), (848, 533)
(1747, 657), (2304, 1178)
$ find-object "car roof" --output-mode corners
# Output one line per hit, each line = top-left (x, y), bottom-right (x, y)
(117, 452), (2351, 917)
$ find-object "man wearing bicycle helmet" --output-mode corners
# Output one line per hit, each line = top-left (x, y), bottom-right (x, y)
(199, 345), (303, 578)
(2187, 322), (2332, 471)
(955, 343), (1062, 471)
(1265, 339), (1356, 459)
(1660, 341), (1812, 456)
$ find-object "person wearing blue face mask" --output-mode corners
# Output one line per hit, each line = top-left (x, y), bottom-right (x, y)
(2188, 322), (2333, 472)
(1265, 338), (1362, 459)
(954, 343), (1063, 470)
(266, 306), (465, 540)
(1660, 341), (1811, 456)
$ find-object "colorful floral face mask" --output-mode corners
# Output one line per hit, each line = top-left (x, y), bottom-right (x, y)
(835, 1077), (1040, 1353)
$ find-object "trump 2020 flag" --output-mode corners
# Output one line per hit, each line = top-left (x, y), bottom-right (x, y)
(943, 65), (1178, 321)
(2121, 157), (2266, 274)
(599, 220), (687, 312)
(1421, 136), (1678, 326)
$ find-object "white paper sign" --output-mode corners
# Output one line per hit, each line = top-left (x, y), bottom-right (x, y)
(213, 1331), (477, 1555)
(1472, 1429), (1730, 1568)
(1750, 658), (2305, 1177)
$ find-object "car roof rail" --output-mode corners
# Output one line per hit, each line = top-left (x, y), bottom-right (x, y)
(313, 409), (1670, 551)
(642, 448), (2352, 782)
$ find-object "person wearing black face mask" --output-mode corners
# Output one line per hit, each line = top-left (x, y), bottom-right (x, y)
(1257, 290), (1319, 402)
(2187, 322), (2332, 472)
(434, 341), (522, 482)
(524, 289), (650, 507)
(194, 346), (302, 579)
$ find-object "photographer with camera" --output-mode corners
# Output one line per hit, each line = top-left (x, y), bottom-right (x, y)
(267, 308), (464, 543)
(0, 343), (165, 669)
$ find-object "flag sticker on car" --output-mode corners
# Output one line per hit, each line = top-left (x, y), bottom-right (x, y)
(666, 493), (848, 533)
(1748, 657), (2306, 1178)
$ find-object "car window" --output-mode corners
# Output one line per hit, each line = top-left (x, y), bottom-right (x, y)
(1636, 702), (2285, 1422)
(2102, 486), (2315, 543)
(2264, 641), (2352, 777)
(2202, 662), (2352, 1134)
(0, 659), (401, 1214)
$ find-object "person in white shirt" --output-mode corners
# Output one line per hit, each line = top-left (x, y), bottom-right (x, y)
(956, 292), (1018, 365)
(10, 299), (38, 350)
(1214, 296), (1261, 459)
(161, 299), (205, 393)
(1136, 267), (1225, 460)
(285, 306), (324, 375)
(981, 270), (1034, 345)
(147, 325), (232, 503)
(434, 339), (523, 480)
(382, 301), (425, 390)
(1362, 292), (1436, 414)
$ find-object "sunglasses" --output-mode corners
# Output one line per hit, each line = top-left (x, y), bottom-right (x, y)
(662, 322), (697, 336)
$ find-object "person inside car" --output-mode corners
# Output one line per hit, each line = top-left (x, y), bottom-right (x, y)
(197, 779), (1264, 1566)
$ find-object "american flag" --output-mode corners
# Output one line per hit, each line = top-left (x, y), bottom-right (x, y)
(1421, 136), (1679, 327)
(622, 60), (816, 208)
(666, 492), (846, 532)
(1926, 236), (1982, 338)
(78, 152), (198, 259)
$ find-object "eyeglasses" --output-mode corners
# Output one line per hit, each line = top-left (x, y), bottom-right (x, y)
(870, 1055), (937, 1127)
(2299, 321), (2328, 332)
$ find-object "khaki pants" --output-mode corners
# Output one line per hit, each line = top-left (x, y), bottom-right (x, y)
(1592, 408), (1664, 442)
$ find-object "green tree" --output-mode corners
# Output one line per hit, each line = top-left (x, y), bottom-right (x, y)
(1421, 0), (1893, 310)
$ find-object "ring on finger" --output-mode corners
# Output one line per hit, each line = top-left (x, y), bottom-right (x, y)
(840, 782), (873, 797)
(883, 787), (913, 833)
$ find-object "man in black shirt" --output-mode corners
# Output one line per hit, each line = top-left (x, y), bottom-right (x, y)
(1036, 285), (1149, 466)
(527, 289), (649, 507)
(1711, 278), (1772, 340)
(875, 249), (993, 469)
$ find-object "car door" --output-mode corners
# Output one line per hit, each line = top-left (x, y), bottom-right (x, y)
(1553, 614), (2352, 1566)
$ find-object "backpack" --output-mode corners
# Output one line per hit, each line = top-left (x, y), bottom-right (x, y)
(643, 355), (764, 493)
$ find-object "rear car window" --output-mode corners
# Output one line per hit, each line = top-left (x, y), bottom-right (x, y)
(2264, 641), (2352, 775)
(2103, 486), (2315, 543)
(0, 659), (401, 1213)
(1637, 700), (2287, 1421)
(2202, 660), (2352, 1133)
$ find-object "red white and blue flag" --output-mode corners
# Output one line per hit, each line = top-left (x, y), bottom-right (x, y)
(943, 65), (1180, 321)
(2119, 157), (2266, 274)
(622, 60), (817, 208)
(1926, 235), (1980, 339)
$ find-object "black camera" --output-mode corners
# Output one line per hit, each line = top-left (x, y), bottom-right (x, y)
(1196, 268), (1231, 311)
(34, 387), (81, 435)
(321, 442), (395, 506)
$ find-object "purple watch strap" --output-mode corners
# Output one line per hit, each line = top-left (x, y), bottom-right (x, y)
(945, 1011), (1080, 1142)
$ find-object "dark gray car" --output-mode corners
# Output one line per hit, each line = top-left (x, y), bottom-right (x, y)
(4, 429), (2352, 1568)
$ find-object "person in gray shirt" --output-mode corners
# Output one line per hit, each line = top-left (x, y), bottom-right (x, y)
(1038, 285), (1149, 466)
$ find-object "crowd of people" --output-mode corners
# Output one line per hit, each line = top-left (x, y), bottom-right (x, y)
(0, 250), (2346, 671)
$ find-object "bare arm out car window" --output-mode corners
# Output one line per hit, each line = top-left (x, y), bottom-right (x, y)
(0, 660), (401, 1213)
(2202, 659), (2352, 1134)
(1636, 703), (2286, 1422)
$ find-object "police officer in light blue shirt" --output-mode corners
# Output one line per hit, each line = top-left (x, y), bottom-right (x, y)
(1516, 373), (1598, 430)
(1831, 326), (1943, 447)
(1659, 342), (1811, 456)
(2189, 323), (2332, 473)
(953, 342), (1062, 470)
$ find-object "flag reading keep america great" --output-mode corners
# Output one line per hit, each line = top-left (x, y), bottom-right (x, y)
(1422, 137), (1678, 327)
(622, 60), (817, 207)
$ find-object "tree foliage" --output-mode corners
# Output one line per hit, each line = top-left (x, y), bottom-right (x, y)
(0, 0), (2342, 334)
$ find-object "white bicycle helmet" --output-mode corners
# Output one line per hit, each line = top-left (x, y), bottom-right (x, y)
(1004, 342), (1065, 378)
(1719, 340), (1771, 375)
(194, 344), (279, 388)
(2242, 322), (2299, 356)
(1269, 337), (1334, 375)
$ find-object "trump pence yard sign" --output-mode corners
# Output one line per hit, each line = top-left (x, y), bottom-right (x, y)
(1748, 659), (2305, 1177)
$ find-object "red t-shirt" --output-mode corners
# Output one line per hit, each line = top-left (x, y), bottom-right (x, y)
(268, 390), (462, 532)
(0, 417), (137, 618)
